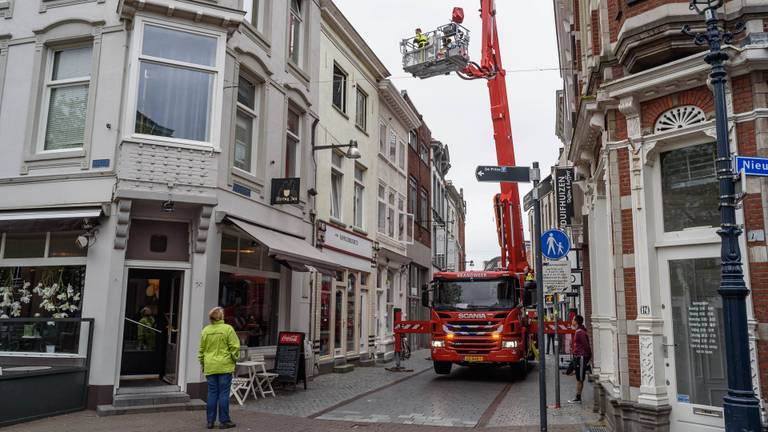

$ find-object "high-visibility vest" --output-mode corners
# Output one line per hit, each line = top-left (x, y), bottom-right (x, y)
(414, 34), (427, 48)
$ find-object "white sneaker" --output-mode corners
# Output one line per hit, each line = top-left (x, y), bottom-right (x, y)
(568, 398), (582, 404)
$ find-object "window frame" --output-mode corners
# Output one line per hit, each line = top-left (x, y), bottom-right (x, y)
(379, 122), (387, 155)
(355, 87), (367, 131)
(243, 0), (265, 34)
(353, 164), (365, 230)
(388, 128), (397, 162)
(37, 45), (93, 154)
(233, 74), (261, 174)
(397, 139), (406, 170)
(332, 63), (348, 114)
(330, 152), (343, 220)
(377, 183), (387, 235)
(126, 17), (226, 150)
(419, 187), (429, 228)
(288, 0), (304, 68)
(285, 105), (303, 178)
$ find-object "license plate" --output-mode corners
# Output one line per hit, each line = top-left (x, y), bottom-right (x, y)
(463, 355), (485, 362)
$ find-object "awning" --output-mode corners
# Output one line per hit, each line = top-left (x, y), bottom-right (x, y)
(227, 218), (339, 274)
(0, 207), (103, 232)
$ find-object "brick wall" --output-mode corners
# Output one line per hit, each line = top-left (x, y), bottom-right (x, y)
(732, 75), (754, 114)
(627, 335), (641, 387)
(591, 9), (600, 56)
(617, 148), (631, 197)
(640, 86), (713, 131)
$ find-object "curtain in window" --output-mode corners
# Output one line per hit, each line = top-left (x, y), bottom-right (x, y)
(135, 62), (213, 141)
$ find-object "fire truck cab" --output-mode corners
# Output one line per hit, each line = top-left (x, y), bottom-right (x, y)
(422, 271), (535, 376)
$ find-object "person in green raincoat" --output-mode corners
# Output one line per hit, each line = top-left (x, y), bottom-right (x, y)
(198, 306), (240, 429)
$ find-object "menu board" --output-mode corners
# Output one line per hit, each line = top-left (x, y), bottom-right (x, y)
(274, 331), (307, 389)
(688, 301), (718, 355)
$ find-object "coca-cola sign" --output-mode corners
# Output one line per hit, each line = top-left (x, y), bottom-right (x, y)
(279, 332), (302, 345)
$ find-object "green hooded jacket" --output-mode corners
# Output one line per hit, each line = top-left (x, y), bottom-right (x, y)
(198, 320), (240, 376)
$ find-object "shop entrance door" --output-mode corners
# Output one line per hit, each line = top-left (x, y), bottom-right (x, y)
(120, 269), (184, 386)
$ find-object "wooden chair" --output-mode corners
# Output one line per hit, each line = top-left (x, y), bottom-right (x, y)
(249, 353), (278, 398)
(230, 374), (252, 406)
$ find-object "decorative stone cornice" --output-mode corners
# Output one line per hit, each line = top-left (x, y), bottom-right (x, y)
(378, 79), (420, 131)
(119, 0), (243, 33)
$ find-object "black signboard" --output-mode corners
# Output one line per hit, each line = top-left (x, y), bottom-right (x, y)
(475, 165), (532, 183)
(273, 331), (307, 389)
(523, 176), (553, 211)
(270, 178), (300, 205)
(554, 168), (574, 228)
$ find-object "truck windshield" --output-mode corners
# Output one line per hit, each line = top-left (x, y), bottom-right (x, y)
(433, 279), (517, 311)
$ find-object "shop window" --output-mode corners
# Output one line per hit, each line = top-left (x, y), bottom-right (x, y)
(220, 234), (238, 266)
(670, 257), (727, 407)
(0, 266), (85, 319)
(334, 289), (343, 353)
(319, 275), (332, 357)
(3, 233), (47, 259)
(660, 143), (719, 232)
(346, 274), (356, 353)
(220, 233), (277, 272)
(238, 240), (262, 270)
(49, 232), (87, 258)
(218, 272), (279, 347)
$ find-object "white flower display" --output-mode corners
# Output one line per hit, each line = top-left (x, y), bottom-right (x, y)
(0, 271), (82, 319)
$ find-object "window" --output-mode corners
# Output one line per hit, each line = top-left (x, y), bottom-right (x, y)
(319, 275), (332, 357)
(0, 266), (85, 320)
(398, 140), (406, 169)
(331, 152), (343, 219)
(670, 257), (727, 407)
(387, 190), (396, 238)
(243, 0), (264, 32)
(660, 143), (718, 232)
(379, 123), (387, 154)
(286, 108), (301, 177)
(288, 0), (303, 65)
(353, 165), (365, 229)
(355, 88), (367, 130)
(408, 131), (417, 150)
(398, 194), (406, 241)
(332, 64), (347, 112)
(41, 46), (92, 151)
(377, 184), (387, 234)
(346, 274), (356, 353)
(408, 177), (418, 213)
(134, 23), (219, 144)
(419, 143), (429, 163)
(386, 270), (394, 333)
(234, 75), (260, 172)
(419, 188), (429, 228)
(219, 272), (279, 347)
(389, 129), (397, 161)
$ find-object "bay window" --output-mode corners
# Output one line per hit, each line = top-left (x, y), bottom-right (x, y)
(132, 21), (222, 146)
(41, 46), (92, 151)
(234, 75), (260, 173)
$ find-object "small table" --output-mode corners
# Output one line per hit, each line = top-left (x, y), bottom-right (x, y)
(236, 361), (265, 401)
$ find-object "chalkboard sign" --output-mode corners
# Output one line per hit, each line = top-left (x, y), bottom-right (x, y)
(273, 331), (306, 389)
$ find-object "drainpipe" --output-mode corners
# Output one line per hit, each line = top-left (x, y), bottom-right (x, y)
(309, 117), (320, 373)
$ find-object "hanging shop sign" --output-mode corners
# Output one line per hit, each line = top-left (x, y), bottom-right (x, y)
(270, 178), (300, 205)
(554, 167), (574, 228)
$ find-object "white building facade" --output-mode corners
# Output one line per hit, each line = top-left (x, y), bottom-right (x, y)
(0, 0), (337, 409)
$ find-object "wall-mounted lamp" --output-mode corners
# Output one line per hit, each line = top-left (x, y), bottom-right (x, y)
(312, 139), (361, 159)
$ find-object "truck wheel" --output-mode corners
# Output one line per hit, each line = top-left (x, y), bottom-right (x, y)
(434, 361), (452, 375)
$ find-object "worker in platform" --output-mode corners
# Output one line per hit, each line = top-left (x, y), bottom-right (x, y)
(414, 28), (428, 48)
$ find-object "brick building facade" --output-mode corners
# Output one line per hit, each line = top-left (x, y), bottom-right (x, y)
(553, 0), (768, 430)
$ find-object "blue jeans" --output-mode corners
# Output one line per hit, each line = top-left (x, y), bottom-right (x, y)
(206, 373), (232, 424)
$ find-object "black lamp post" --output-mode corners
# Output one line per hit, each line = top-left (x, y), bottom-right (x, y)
(683, 2), (760, 431)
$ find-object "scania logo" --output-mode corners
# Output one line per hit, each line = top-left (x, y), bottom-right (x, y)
(457, 313), (488, 319)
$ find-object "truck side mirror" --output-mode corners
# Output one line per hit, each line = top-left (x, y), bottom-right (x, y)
(421, 284), (430, 308)
(523, 281), (536, 307)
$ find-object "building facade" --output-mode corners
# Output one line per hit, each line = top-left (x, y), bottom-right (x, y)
(0, 0), (338, 408)
(375, 79), (420, 359)
(445, 182), (466, 272)
(313, 0), (387, 370)
(431, 139), (451, 273)
(553, 0), (768, 430)
(402, 91), (432, 350)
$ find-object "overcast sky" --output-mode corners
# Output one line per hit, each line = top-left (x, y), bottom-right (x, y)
(334, 0), (563, 267)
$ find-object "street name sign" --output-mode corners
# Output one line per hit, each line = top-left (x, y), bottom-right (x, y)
(475, 165), (531, 183)
(543, 259), (570, 293)
(541, 229), (570, 260)
(736, 156), (768, 177)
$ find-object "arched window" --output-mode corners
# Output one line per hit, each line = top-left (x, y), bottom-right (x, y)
(654, 105), (706, 133)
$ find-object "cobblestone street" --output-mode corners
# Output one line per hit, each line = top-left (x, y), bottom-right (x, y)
(12, 350), (600, 431)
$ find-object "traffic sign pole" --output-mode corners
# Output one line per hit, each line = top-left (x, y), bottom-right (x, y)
(554, 299), (560, 409)
(532, 162), (547, 432)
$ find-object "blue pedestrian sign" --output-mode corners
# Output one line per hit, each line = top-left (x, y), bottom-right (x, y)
(736, 156), (768, 177)
(541, 229), (570, 260)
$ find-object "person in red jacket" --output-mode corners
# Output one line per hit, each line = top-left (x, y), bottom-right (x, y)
(569, 315), (591, 403)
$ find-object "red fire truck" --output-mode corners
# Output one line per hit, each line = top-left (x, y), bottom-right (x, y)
(396, 2), (564, 377)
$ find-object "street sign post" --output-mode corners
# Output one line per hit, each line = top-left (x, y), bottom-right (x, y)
(543, 260), (570, 293)
(475, 165), (532, 183)
(736, 155), (768, 176)
(541, 229), (570, 260)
